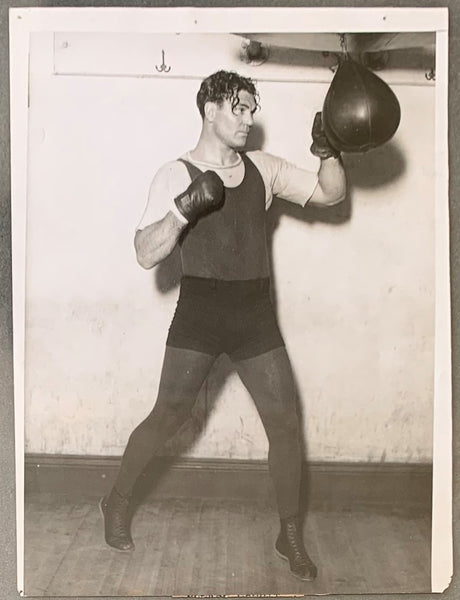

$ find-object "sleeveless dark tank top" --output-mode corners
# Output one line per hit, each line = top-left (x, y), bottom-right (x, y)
(178, 153), (270, 280)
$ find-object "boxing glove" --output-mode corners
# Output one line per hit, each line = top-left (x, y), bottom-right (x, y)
(310, 111), (340, 159)
(173, 171), (225, 225)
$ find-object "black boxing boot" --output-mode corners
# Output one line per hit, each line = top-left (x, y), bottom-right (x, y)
(100, 487), (135, 551)
(275, 515), (317, 581)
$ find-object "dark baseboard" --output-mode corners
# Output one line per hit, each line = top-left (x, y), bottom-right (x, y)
(24, 454), (432, 515)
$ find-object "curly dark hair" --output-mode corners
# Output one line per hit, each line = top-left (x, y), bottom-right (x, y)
(196, 70), (260, 118)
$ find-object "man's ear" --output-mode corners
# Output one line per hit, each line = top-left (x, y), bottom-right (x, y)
(204, 101), (217, 122)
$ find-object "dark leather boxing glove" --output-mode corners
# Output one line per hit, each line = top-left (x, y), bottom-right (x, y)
(173, 170), (225, 225)
(310, 111), (340, 159)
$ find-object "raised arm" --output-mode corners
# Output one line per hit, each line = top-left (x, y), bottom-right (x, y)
(309, 155), (347, 207)
(308, 112), (347, 207)
(134, 169), (225, 270)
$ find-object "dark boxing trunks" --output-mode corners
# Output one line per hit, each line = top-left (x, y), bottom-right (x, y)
(166, 276), (285, 360)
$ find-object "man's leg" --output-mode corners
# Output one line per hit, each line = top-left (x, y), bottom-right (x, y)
(234, 346), (317, 581)
(101, 346), (216, 551)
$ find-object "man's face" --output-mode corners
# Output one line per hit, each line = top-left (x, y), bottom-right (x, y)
(211, 89), (257, 150)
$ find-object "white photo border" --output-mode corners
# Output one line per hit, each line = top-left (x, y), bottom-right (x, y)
(9, 6), (451, 595)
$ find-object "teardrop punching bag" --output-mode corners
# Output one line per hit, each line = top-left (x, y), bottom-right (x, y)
(322, 55), (401, 153)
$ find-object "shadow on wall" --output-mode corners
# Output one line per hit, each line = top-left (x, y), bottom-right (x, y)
(244, 122), (265, 152)
(343, 139), (407, 190)
(268, 138), (406, 229)
(266, 138), (406, 313)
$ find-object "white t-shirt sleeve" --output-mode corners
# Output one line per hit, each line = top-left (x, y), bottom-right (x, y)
(247, 150), (318, 210)
(136, 161), (192, 231)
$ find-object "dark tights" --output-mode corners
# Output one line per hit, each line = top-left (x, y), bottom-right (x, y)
(115, 346), (302, 518)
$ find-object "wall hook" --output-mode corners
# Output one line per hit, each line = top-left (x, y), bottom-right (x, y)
(425, 69), (435, 81)
(155, 50), (171, 73)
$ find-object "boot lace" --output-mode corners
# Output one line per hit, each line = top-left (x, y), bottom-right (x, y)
(286, 520), (308, 564)
(108, 491), (130, 538)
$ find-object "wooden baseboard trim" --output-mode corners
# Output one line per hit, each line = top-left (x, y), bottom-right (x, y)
(25, 454), (432, 514)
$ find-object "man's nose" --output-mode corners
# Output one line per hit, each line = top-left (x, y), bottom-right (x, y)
(244, 112), (254, 127)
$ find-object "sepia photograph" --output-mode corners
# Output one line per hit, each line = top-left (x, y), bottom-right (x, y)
(9, 6), (451, 597)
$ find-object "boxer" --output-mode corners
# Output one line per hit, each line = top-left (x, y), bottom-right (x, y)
(101, 70), (346, 581)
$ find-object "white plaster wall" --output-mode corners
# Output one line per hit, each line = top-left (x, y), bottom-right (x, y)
(24, 32), (434, 462)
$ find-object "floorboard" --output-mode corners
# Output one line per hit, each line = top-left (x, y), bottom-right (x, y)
(24, 493), (431, 596)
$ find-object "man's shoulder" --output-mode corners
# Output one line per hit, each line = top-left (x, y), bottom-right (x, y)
(246, 149), (269, 161)
(246, 150), (285, 176)
(160, 155), (190, 168)
(153, 157), (190, 179)
(246, 150), (284, 164)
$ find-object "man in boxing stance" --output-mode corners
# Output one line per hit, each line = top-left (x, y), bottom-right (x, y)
(101, 70), (346, 581)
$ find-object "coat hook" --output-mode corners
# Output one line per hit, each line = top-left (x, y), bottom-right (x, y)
(425, 69), (435, 81)
(155, 50), (171, 73)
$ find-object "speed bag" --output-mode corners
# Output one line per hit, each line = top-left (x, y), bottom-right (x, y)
(322, 56), (401, 153)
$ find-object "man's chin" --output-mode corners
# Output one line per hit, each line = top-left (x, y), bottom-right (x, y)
(232, 140), (247, 150)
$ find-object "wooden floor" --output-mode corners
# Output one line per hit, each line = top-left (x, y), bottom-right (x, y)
(24, 493), (431, 596)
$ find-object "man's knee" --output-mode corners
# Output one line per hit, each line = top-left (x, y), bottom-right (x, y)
(264, 402), (300, 440)
(145, 396), (194, 429)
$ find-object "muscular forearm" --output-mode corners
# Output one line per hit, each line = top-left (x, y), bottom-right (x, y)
(309, 156), (347, 207)
(135, 170), (225, 269)
(134, 211), (186, 269)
